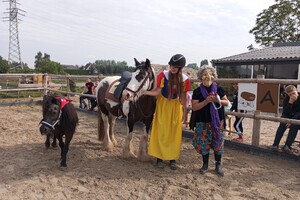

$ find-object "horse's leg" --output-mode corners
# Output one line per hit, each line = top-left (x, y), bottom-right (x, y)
(52, 134), (57, 148)
(57, 136), (65, 161)
(109, 115), (117, 147)
(98, 110), (105, 141)
(45, 135), (50, 148)
(122, 121), (136, 158)
(137, 125), (151, 162)
(60, 134), (73, 170)
(101, 113), (114, 152)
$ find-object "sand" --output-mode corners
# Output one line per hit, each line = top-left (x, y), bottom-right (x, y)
(0, 103), (299, 200)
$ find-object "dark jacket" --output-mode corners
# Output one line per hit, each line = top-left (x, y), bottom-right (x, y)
(282, 92), (300, 119)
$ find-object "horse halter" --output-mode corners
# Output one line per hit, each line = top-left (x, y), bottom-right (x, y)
(124, 68), (154, 96)
(40, 109), (62, 130)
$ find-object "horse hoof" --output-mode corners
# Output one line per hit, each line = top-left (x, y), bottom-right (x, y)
(122, 151), (136, 159)
(104, 142), (114, 152)
(52, 144), (57, 148)
(105, 147), (114, 152)
(59, 166), (67, 171)
(137, 154), (152, 162)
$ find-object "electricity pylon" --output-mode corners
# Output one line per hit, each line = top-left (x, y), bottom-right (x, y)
(3, 0), (25, 69)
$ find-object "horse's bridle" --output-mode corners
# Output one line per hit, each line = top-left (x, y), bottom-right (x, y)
(39, 109), (62, 130)
(124, 67), (155, 96)
(124, 66), (156, 118)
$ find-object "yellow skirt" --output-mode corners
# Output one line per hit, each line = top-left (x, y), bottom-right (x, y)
(148, 94), (183, 160)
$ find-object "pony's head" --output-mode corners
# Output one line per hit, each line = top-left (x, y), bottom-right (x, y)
(122, 58), (155, 101)
(39, 96), (61, 135)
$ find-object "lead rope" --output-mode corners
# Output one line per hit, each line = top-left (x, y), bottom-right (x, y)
(212, 94), (222, 110)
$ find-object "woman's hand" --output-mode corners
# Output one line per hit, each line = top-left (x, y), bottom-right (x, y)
(206, 95), (215, 102)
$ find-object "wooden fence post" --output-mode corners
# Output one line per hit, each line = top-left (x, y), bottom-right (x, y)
(66, 75), (71, 99)
(251, 75), (264, 146)
(252, 110), (261, 146)
(43, 74), (49, 96)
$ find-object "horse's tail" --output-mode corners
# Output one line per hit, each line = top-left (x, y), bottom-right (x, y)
(97, 110), (105, 141)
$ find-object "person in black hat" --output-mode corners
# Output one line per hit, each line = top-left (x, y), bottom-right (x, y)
(143, 54), (191, 170)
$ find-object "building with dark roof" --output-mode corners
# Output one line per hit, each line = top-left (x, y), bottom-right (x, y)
(211, 42), (300, 79)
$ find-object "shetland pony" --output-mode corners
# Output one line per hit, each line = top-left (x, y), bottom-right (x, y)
(39, 96), (79, 169)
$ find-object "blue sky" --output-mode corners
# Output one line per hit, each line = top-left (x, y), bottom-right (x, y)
(0, 0), (275, 68)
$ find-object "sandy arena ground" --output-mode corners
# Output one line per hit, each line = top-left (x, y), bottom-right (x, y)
(0, 103), (299, 200)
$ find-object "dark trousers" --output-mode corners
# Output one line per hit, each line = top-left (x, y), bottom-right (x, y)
(233, 116), (244, 133)
(284, 124), (299, 148)
(80, 93), (96, 109)
(90, 97), (97, 109)
(273, 122), (299, 148)
(273, 122), (288, 146)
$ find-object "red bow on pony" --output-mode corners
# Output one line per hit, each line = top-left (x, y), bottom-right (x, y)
(56, 97), (73, 109)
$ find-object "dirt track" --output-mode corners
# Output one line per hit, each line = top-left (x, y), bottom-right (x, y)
(0, 103), (299, 199)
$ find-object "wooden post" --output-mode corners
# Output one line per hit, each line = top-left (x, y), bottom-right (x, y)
(252, 110), (261, 146)
(251, 75), (264, 146)
(66, 75), (71, 99)
(43, 74), (49, 96)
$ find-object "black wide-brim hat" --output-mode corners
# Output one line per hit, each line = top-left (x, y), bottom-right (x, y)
(168, 54), (186, 68)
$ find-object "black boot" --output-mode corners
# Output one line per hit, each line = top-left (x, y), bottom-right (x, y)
(214, 154), (224, 176)
(215, 162), (224, 176)
(199, 154), (209, 175)
(156, 158), (163, 169)
(169, 160), (177, 170)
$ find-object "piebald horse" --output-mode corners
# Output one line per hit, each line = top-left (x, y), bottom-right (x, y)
(95, 58), (156, 160)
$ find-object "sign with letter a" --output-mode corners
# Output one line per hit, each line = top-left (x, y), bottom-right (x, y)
(238, 83), (279, 113)
(257, 83), (279, 113)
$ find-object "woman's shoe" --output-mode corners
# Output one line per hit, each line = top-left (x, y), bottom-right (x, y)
(169, 160), (177, 170)
(199, 163), (208, 175)
(156, 158), (164, 169)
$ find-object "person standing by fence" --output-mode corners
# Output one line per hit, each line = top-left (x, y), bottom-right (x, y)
(230, 83), (246, 142)
(191, 65), (229, 176)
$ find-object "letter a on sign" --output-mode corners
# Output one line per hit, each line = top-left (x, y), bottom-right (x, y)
(257, 83), (279, 113)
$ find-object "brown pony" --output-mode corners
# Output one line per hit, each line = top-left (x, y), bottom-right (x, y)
(39, 95), (79, 170)
(95, 58), (156, 161)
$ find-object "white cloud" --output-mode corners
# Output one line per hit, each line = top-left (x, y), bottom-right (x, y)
(0, 0), (275, 67)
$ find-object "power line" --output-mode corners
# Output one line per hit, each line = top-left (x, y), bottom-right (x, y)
(3, 0), (25, 69)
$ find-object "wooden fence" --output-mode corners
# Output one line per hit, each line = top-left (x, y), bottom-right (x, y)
(1, 73), (300, 147)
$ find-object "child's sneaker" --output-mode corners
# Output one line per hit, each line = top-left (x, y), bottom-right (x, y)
(232, 134), (243, 143)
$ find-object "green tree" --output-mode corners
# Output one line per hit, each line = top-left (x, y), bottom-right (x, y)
(94, 59), (130, 75)
(0, 56), (11, 73)
(37, 60), (65, 74)
(249, 0), (300, 46)
(34, 51), (43, 69)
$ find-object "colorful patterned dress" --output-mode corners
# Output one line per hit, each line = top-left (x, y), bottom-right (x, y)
(148, 70), (190, 160)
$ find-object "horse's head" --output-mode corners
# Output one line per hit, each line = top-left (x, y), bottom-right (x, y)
(39, 96), (61, 135)
(122, 58), (155, 101)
